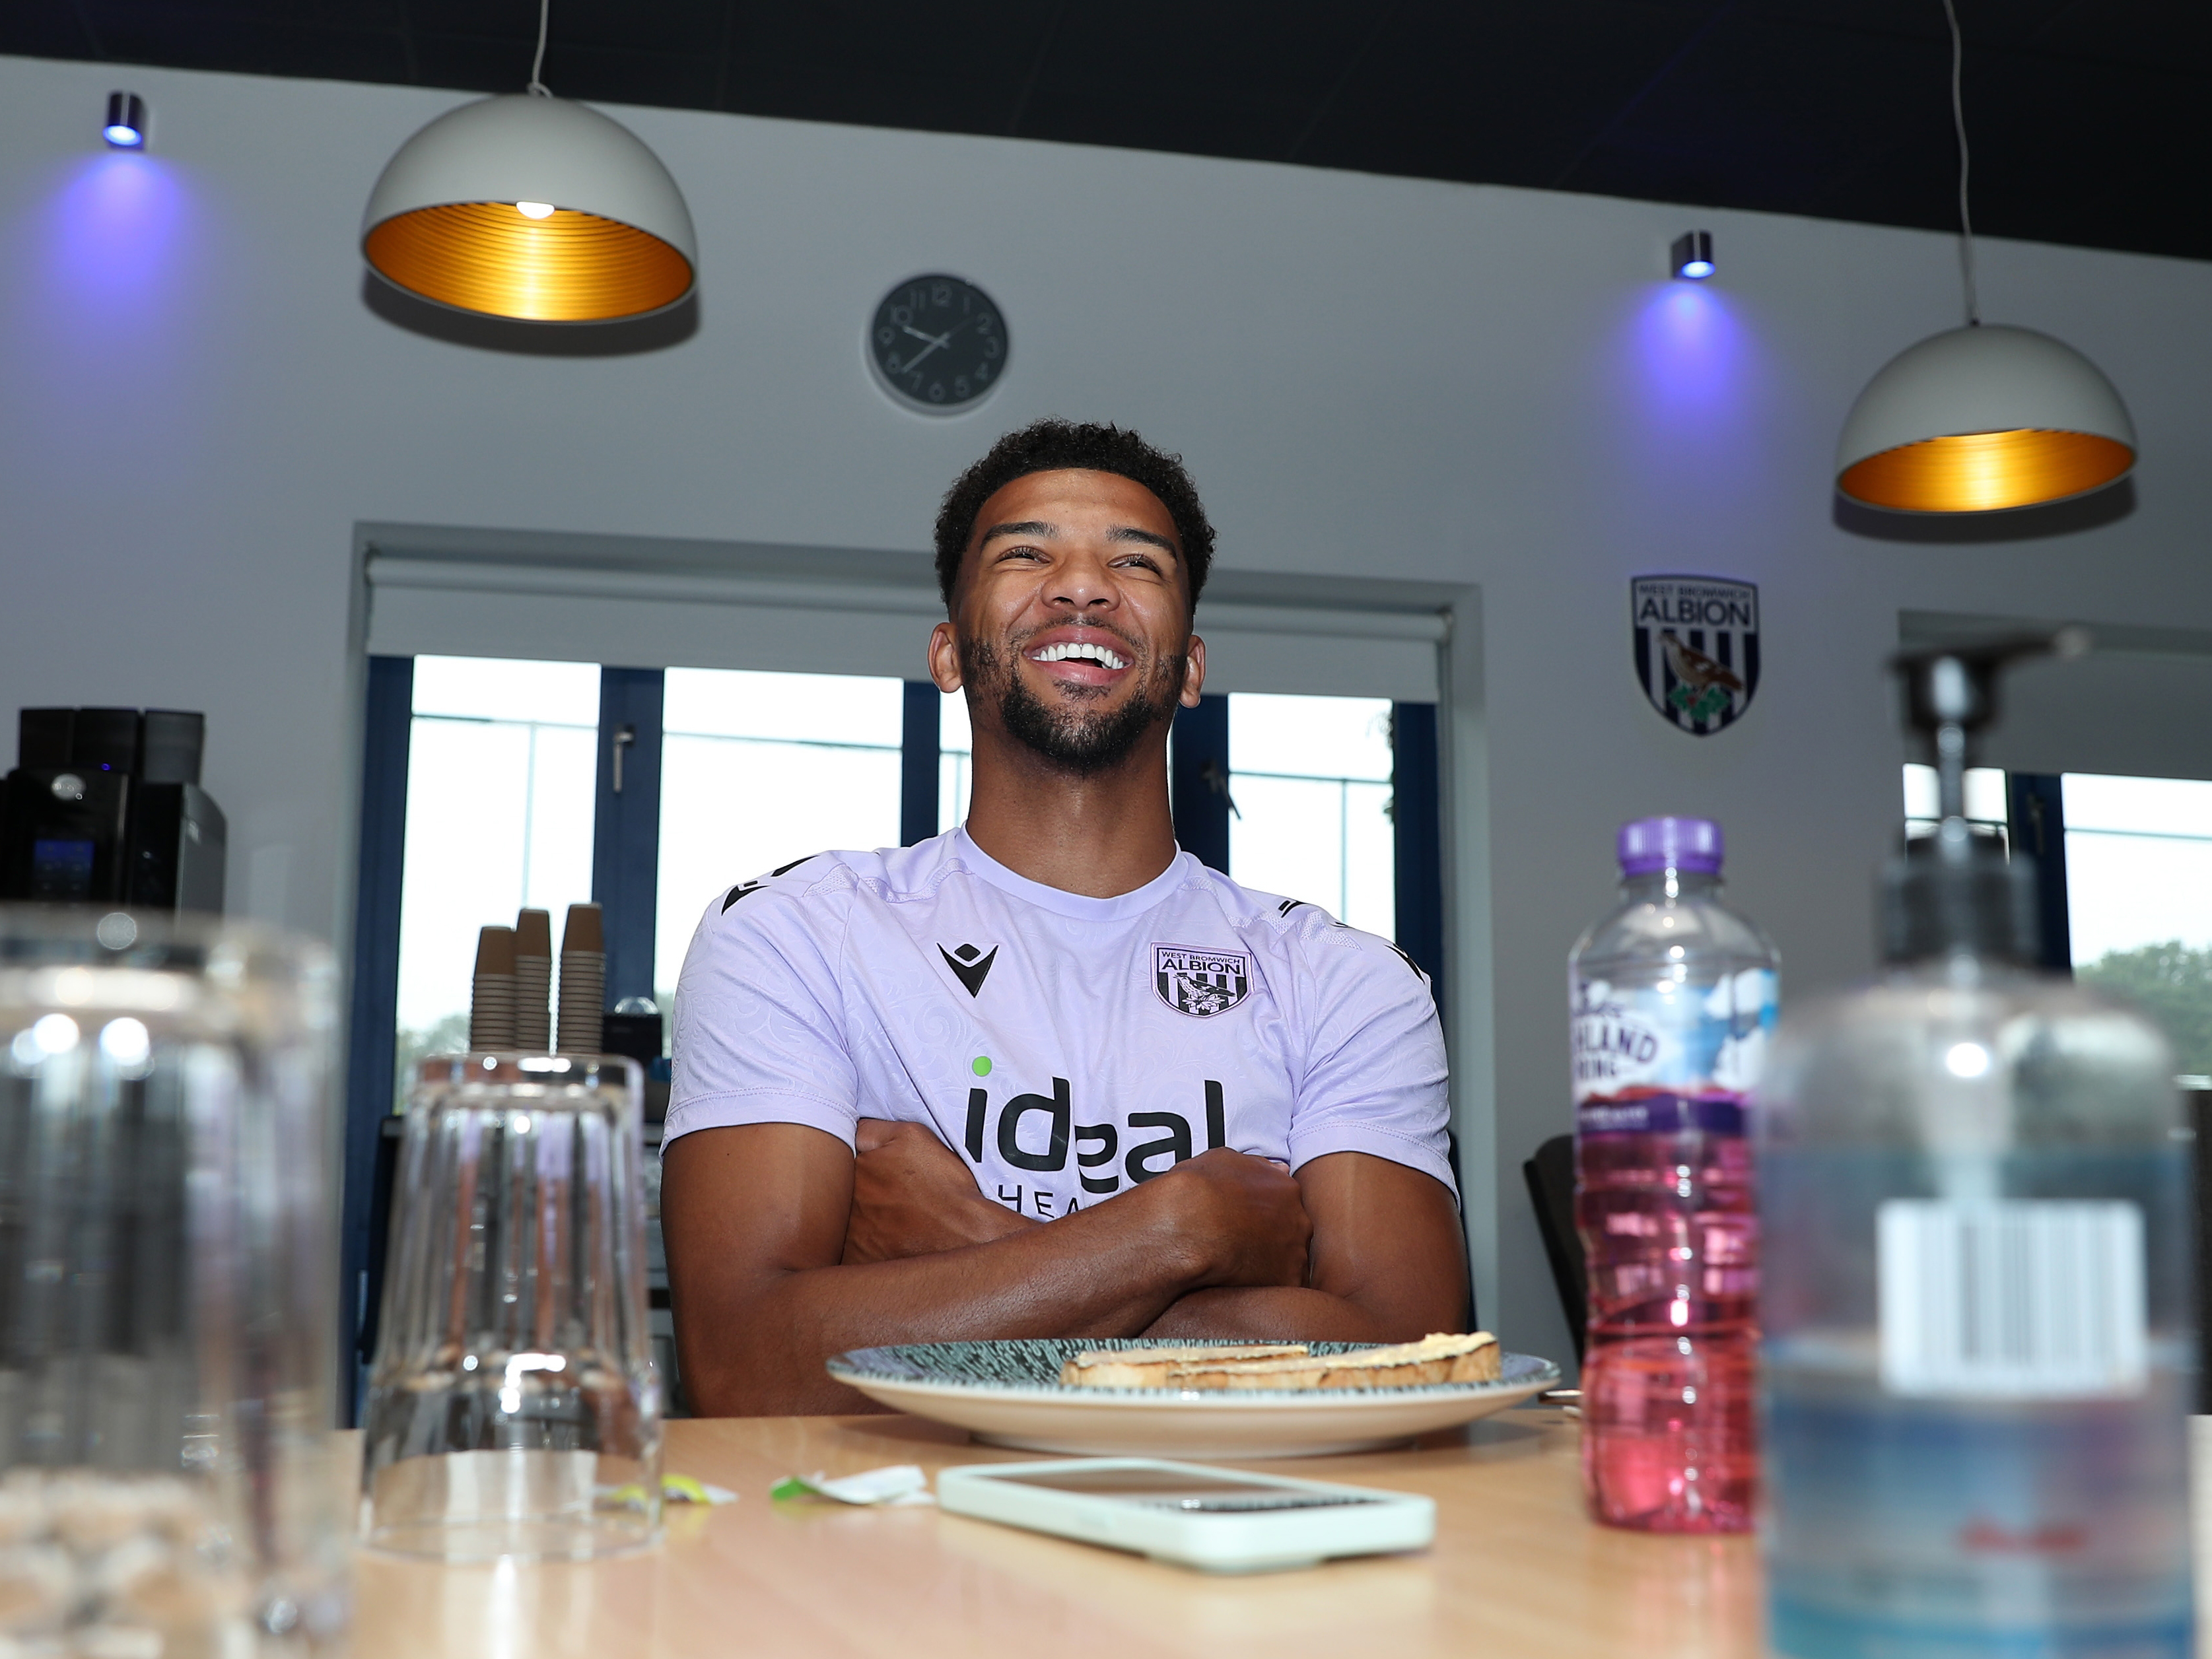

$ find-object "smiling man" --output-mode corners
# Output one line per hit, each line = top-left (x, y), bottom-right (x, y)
(660, 419), (1468, 1415)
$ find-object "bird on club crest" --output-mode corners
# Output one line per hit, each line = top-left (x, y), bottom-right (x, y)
(1659, 630), (1745, 698)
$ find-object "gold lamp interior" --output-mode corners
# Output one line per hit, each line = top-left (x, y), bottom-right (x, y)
(364, 201), (693, 322)
(1838, 428), (2134, 514)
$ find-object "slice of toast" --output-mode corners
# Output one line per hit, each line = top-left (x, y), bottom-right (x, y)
(1059, 1343), (1309, 1388)
(1176, 1332), (1502, 1392)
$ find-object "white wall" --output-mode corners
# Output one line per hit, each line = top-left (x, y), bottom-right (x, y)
(4, 55), (2211, 1364)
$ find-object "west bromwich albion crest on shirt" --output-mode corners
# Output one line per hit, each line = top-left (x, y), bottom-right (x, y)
(667, 827), (1453, 1221)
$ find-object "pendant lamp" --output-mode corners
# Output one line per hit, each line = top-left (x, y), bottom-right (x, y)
(361, 3), (695, 323)
(1835, 2), (2133, 513)
(1837, 327), (2135, 512)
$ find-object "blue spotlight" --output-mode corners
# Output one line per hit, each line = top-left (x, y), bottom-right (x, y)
(1671, 230), (1714, 281)
(104, 92), (147, 149)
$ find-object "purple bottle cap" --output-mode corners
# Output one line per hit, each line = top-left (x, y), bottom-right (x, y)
(1618, 817), (1723, 877)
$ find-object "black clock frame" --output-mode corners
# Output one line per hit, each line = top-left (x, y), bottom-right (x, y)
(867, 274), (1008, 415)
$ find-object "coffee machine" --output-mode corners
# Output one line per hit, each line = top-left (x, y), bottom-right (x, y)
(0, 708), (226, 914)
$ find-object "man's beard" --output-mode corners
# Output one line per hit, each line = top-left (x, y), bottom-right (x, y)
(960, 632), (1185, 778)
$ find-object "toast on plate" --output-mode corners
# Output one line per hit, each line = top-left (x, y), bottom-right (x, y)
(1062, 1332), (1502, 1392)
(1058, 1343), (1309, 1388)
(1182, 1332), (1501, 1392)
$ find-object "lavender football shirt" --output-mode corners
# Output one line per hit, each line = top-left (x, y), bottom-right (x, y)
(666, 828), (1454, 1219)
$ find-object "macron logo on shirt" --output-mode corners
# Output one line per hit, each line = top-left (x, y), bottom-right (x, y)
(937, 942), (999, 998)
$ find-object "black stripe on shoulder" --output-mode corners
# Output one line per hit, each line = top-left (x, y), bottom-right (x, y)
(1278, 898), (1310, 918)
(1386, 942), (1430, 982)
(723, 854), (826, 911)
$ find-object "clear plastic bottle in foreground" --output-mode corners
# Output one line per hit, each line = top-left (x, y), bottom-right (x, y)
(1758, 634), (2193, 1658)
(1570, 815), (1778, 1532)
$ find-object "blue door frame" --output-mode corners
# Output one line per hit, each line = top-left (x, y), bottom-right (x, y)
(341, 656), (413, 1422)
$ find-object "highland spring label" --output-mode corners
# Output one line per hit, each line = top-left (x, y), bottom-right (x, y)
(1573, 969), (1778, 1135)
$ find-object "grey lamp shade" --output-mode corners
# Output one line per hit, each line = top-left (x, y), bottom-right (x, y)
(362, 95), (697, 322)
(1836, 324), (2136, 513)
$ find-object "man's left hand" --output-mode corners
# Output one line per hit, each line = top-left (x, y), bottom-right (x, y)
(841, 1118), (1037, 1264)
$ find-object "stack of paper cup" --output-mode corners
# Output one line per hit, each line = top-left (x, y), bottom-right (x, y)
(514, 908), (553, 1052)
(469, 926), (518, 1052)
(557, 903), (605, 1056)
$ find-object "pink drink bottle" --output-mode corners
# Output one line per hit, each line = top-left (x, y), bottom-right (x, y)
(1570, 817), (1778, 1532)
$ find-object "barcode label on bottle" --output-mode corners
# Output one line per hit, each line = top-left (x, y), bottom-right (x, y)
(1877, 1200), (2147, 1399)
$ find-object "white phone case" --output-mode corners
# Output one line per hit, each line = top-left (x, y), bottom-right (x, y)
(936, 1457), (1435, 1573)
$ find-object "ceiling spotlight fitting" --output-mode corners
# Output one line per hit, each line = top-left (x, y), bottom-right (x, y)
(103, 92), (147, 150)
(1671, 230), (1714, 281)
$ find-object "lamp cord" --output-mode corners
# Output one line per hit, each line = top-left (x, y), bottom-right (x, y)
(1941, 0), (1979, 325)
(526, 0), (551, 95)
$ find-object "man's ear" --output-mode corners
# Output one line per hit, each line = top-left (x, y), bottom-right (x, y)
(928, 621), (964, 693)
(1179, 634), (1206, 708)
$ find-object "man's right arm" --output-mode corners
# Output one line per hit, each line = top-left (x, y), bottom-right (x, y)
(662, 1123), (1311, 1416)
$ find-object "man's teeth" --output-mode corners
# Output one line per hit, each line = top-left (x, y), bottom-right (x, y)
(1031, 642), (1129, 671)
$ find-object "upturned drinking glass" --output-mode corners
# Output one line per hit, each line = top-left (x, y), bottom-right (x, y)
(0, 908), (348, 1653)
(359, 1053), (661, 1561)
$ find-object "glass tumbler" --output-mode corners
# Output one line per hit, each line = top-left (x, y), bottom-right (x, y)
(359, 1054), (661, 1561)
(0, 908), (347, 1654)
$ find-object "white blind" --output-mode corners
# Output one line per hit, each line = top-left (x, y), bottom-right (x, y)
(360, 529), (1446, 701)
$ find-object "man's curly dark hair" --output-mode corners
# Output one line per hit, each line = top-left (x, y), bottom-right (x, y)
(932, 419), (1216, 617)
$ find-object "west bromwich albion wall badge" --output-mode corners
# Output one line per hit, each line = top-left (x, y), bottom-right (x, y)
(1631, 575), (1760, 736)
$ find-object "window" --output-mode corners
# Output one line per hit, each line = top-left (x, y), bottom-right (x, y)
(393, 657), (600, 1099)
(939, 690), (972, 836)
(2060, 775), (2212, 965)
(654, 669), (905, 1001)
(1229, 694), (1395, 935)
(1894, 762), (2212, 1075)
(1901, 763), (2010, 846)
(2062, 774), (2212, 1075)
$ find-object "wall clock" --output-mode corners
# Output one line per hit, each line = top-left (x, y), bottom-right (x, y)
(868, 275), (1008, 414)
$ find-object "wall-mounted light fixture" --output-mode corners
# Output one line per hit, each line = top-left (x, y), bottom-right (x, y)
(103, 92), (147, 150)
(1671, 230), (1714, 281)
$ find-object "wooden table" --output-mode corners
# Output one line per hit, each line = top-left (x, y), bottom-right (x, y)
(353, 1408), (1766, 1658)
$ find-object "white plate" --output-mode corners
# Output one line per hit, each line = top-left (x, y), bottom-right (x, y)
(827, 1339), (1560, 1460)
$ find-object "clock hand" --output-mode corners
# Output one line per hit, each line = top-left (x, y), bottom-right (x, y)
(894, 318), (973, 374)
(897, 331), (953, 372)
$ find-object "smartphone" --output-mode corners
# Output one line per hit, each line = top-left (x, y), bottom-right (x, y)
(936, 1458), (1435, 1573)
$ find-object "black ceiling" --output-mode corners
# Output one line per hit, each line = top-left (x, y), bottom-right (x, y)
(7, 1), (2209, 263)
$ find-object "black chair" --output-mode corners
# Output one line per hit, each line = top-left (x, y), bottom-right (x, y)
(1521, 1134), (1586, 1363)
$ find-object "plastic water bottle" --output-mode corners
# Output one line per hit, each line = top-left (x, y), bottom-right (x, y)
(1570, 816), (1778, 1532)
(1757, 636), (2193, 1658)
